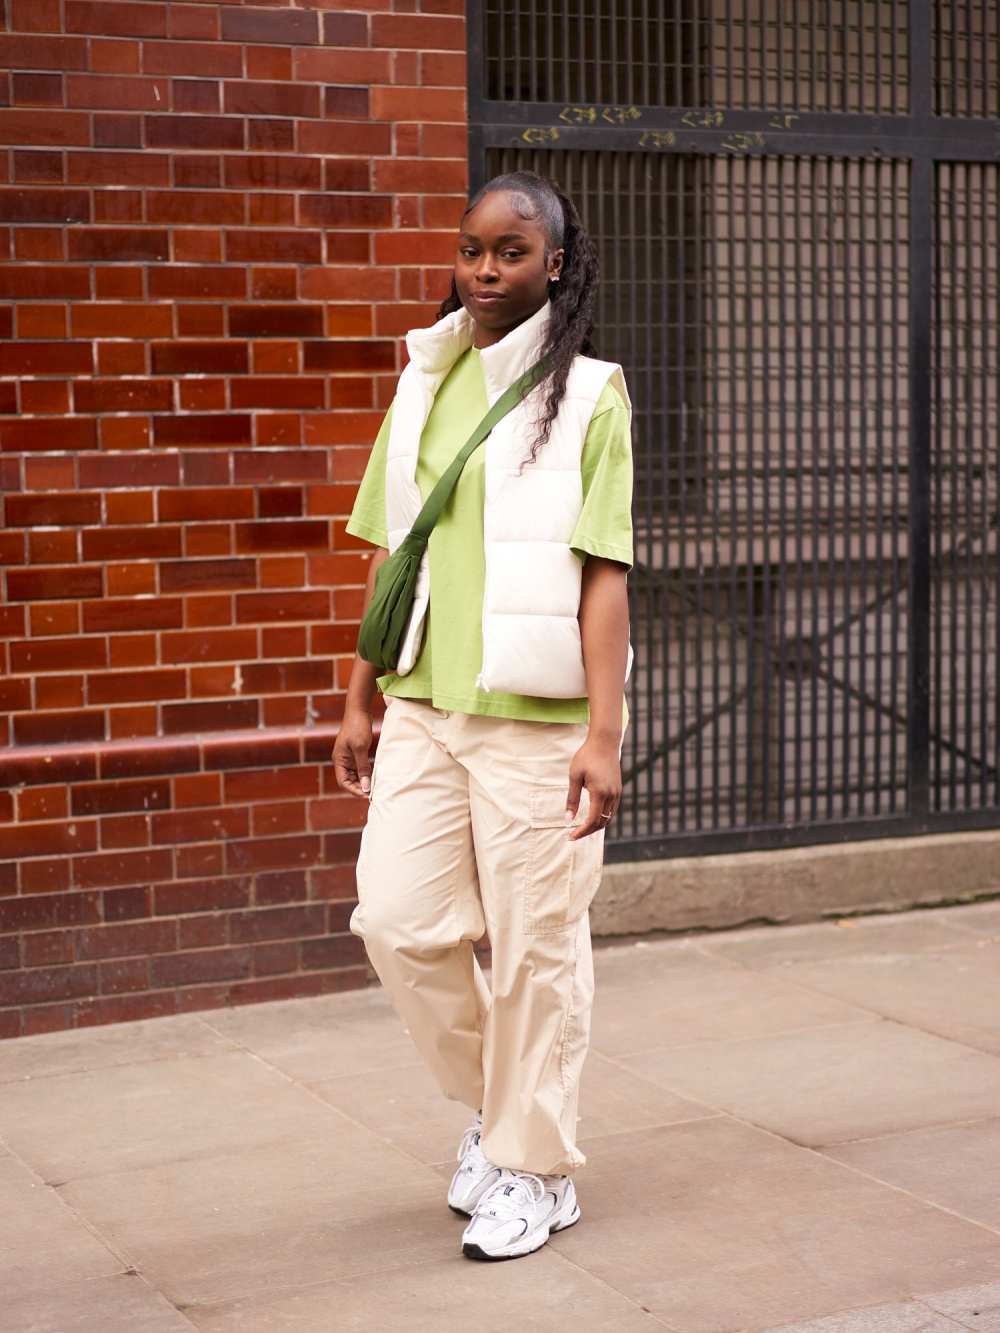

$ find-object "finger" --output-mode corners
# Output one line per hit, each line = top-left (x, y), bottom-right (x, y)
(565, 769), (584, 825)
(334, 759), (364, 798)
(333, 746), (367, 799)
(351, 743), (373, 796)
(334, 767), (361, 798)
(568, 786), (606, 841)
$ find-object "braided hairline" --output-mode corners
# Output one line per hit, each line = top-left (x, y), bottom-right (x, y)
(436, 172), (600, 466)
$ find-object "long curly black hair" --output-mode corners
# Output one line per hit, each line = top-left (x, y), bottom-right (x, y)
(436, 171), (600, 465)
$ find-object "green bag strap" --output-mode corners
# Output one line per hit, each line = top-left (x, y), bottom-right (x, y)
(408, 358), (548, 544)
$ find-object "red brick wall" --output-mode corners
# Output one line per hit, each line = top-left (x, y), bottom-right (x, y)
(0, 0), (467, 1036)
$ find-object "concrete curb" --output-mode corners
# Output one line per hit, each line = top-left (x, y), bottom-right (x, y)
(593, 828), (1000, 935)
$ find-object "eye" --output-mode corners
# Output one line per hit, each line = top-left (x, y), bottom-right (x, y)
(501, 249), (524, 260)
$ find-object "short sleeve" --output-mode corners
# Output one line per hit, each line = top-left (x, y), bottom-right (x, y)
(346, 403), (393, 549)
(570, 381), (633, 569)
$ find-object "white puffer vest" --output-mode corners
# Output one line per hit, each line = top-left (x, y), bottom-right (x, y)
(385, 303), (631, 699)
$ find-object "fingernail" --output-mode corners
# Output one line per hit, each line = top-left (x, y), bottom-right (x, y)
(361, 776), (371, 793)
(564, 809), (573, 825)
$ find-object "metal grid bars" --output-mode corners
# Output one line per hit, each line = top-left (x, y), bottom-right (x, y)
(934, 0), (1000, 116)
(698, 155), (911, 832)
(702, 0), (909, 113)
(932, 162), (1000, 810)
(481, 0), (909, 113)
(482, 0), (702, 105)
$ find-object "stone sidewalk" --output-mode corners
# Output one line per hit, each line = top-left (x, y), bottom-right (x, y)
(3, 901), (1000, 1333)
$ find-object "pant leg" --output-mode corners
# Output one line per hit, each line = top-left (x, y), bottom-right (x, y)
(351, 698), (490, 1110)
(456, 713), (605, 1177)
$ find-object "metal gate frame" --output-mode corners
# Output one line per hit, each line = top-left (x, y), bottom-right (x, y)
(466, 2), (1000, 861)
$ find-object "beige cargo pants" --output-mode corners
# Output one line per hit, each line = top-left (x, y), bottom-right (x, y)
(350, 695), (605, 1177)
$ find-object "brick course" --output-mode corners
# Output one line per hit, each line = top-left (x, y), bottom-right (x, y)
(0, 0), (469, 1036)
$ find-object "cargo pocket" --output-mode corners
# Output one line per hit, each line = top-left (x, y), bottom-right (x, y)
(523, 784), (604, 935)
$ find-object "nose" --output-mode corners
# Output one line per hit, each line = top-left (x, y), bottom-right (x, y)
(475, 251), (499, 282)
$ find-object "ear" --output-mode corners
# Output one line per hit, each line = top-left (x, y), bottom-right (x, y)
(548, 247), (564, 280)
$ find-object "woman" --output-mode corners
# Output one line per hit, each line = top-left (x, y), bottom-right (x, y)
(334, 171), (633, 1261)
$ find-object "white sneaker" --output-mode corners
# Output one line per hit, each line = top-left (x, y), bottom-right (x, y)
(447, 1114), (503, 1216)
(461, 1170), (580, 1260)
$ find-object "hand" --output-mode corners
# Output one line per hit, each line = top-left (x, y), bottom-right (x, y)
(333, 708), (374, 799)
(565, 734), (621, 840)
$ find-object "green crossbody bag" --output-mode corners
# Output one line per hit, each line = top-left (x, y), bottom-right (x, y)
(357, 359), (546, 674)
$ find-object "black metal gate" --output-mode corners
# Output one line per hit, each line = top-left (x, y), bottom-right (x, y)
(467, 1), (1000, 862)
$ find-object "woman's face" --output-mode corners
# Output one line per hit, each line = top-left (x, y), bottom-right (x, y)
(454, 192), (564, 348)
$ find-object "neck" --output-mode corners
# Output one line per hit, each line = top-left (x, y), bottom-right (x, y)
(472, 303), (548, 350)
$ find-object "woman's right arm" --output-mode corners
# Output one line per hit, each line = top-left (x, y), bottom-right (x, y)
(332, 545), (390, 798)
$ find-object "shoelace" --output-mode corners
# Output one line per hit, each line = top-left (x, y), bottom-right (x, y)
(477, 1172), (546, 1219)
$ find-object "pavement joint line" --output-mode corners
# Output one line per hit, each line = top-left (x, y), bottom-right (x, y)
(580, 1053), (731, 1126)
(603, 975), (1000, 1062)
(802, 1145), (1000, 1242)
(762, 1293), (980, 1333)
(547, 1245), (682, 1329)
(816, 1111), (1000, 1149)
(196, 1010), (478, 1184)
(760, 1288), (1000, 1333)
(843, 1011), (1000, 1062)
(2, 1136), (147, 1278)
(915, 1298), (991, 1333)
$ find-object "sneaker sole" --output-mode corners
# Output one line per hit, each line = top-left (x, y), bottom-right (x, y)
(462, 1203), (580, 1261)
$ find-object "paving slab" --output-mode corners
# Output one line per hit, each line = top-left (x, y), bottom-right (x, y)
(1, 1273), (198, 1333)
(310, 1057), (475, 1167)
(202, 989), (422, 1084)
(553, 1119), (1000, 1333)
(623, 1020), (1000, 1146)
(694, 912), (984, 971)
(924, 1282), (1000, 1332)
(58, 1133), (453, 1307)
(928, 901), (1000, 938)
(183, 1251), (666, 1333)
(824, 1119), (1000, 1231)
(0, 1050), (350, 1183)
(767, 1298), (963, 1333)
(591, 942), (873, 1057)
(769, 943), (1000, 1054)
(0, 1155), (124, 1292)
(0, 1014), (237, 1085)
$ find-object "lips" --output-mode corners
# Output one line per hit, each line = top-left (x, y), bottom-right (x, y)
(470, 291), (504, 305)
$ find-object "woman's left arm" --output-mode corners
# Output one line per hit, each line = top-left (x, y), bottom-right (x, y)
(566, 555), (630, 841)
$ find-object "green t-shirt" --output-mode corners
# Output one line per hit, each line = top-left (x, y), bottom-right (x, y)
(347, 347), (633, 723)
